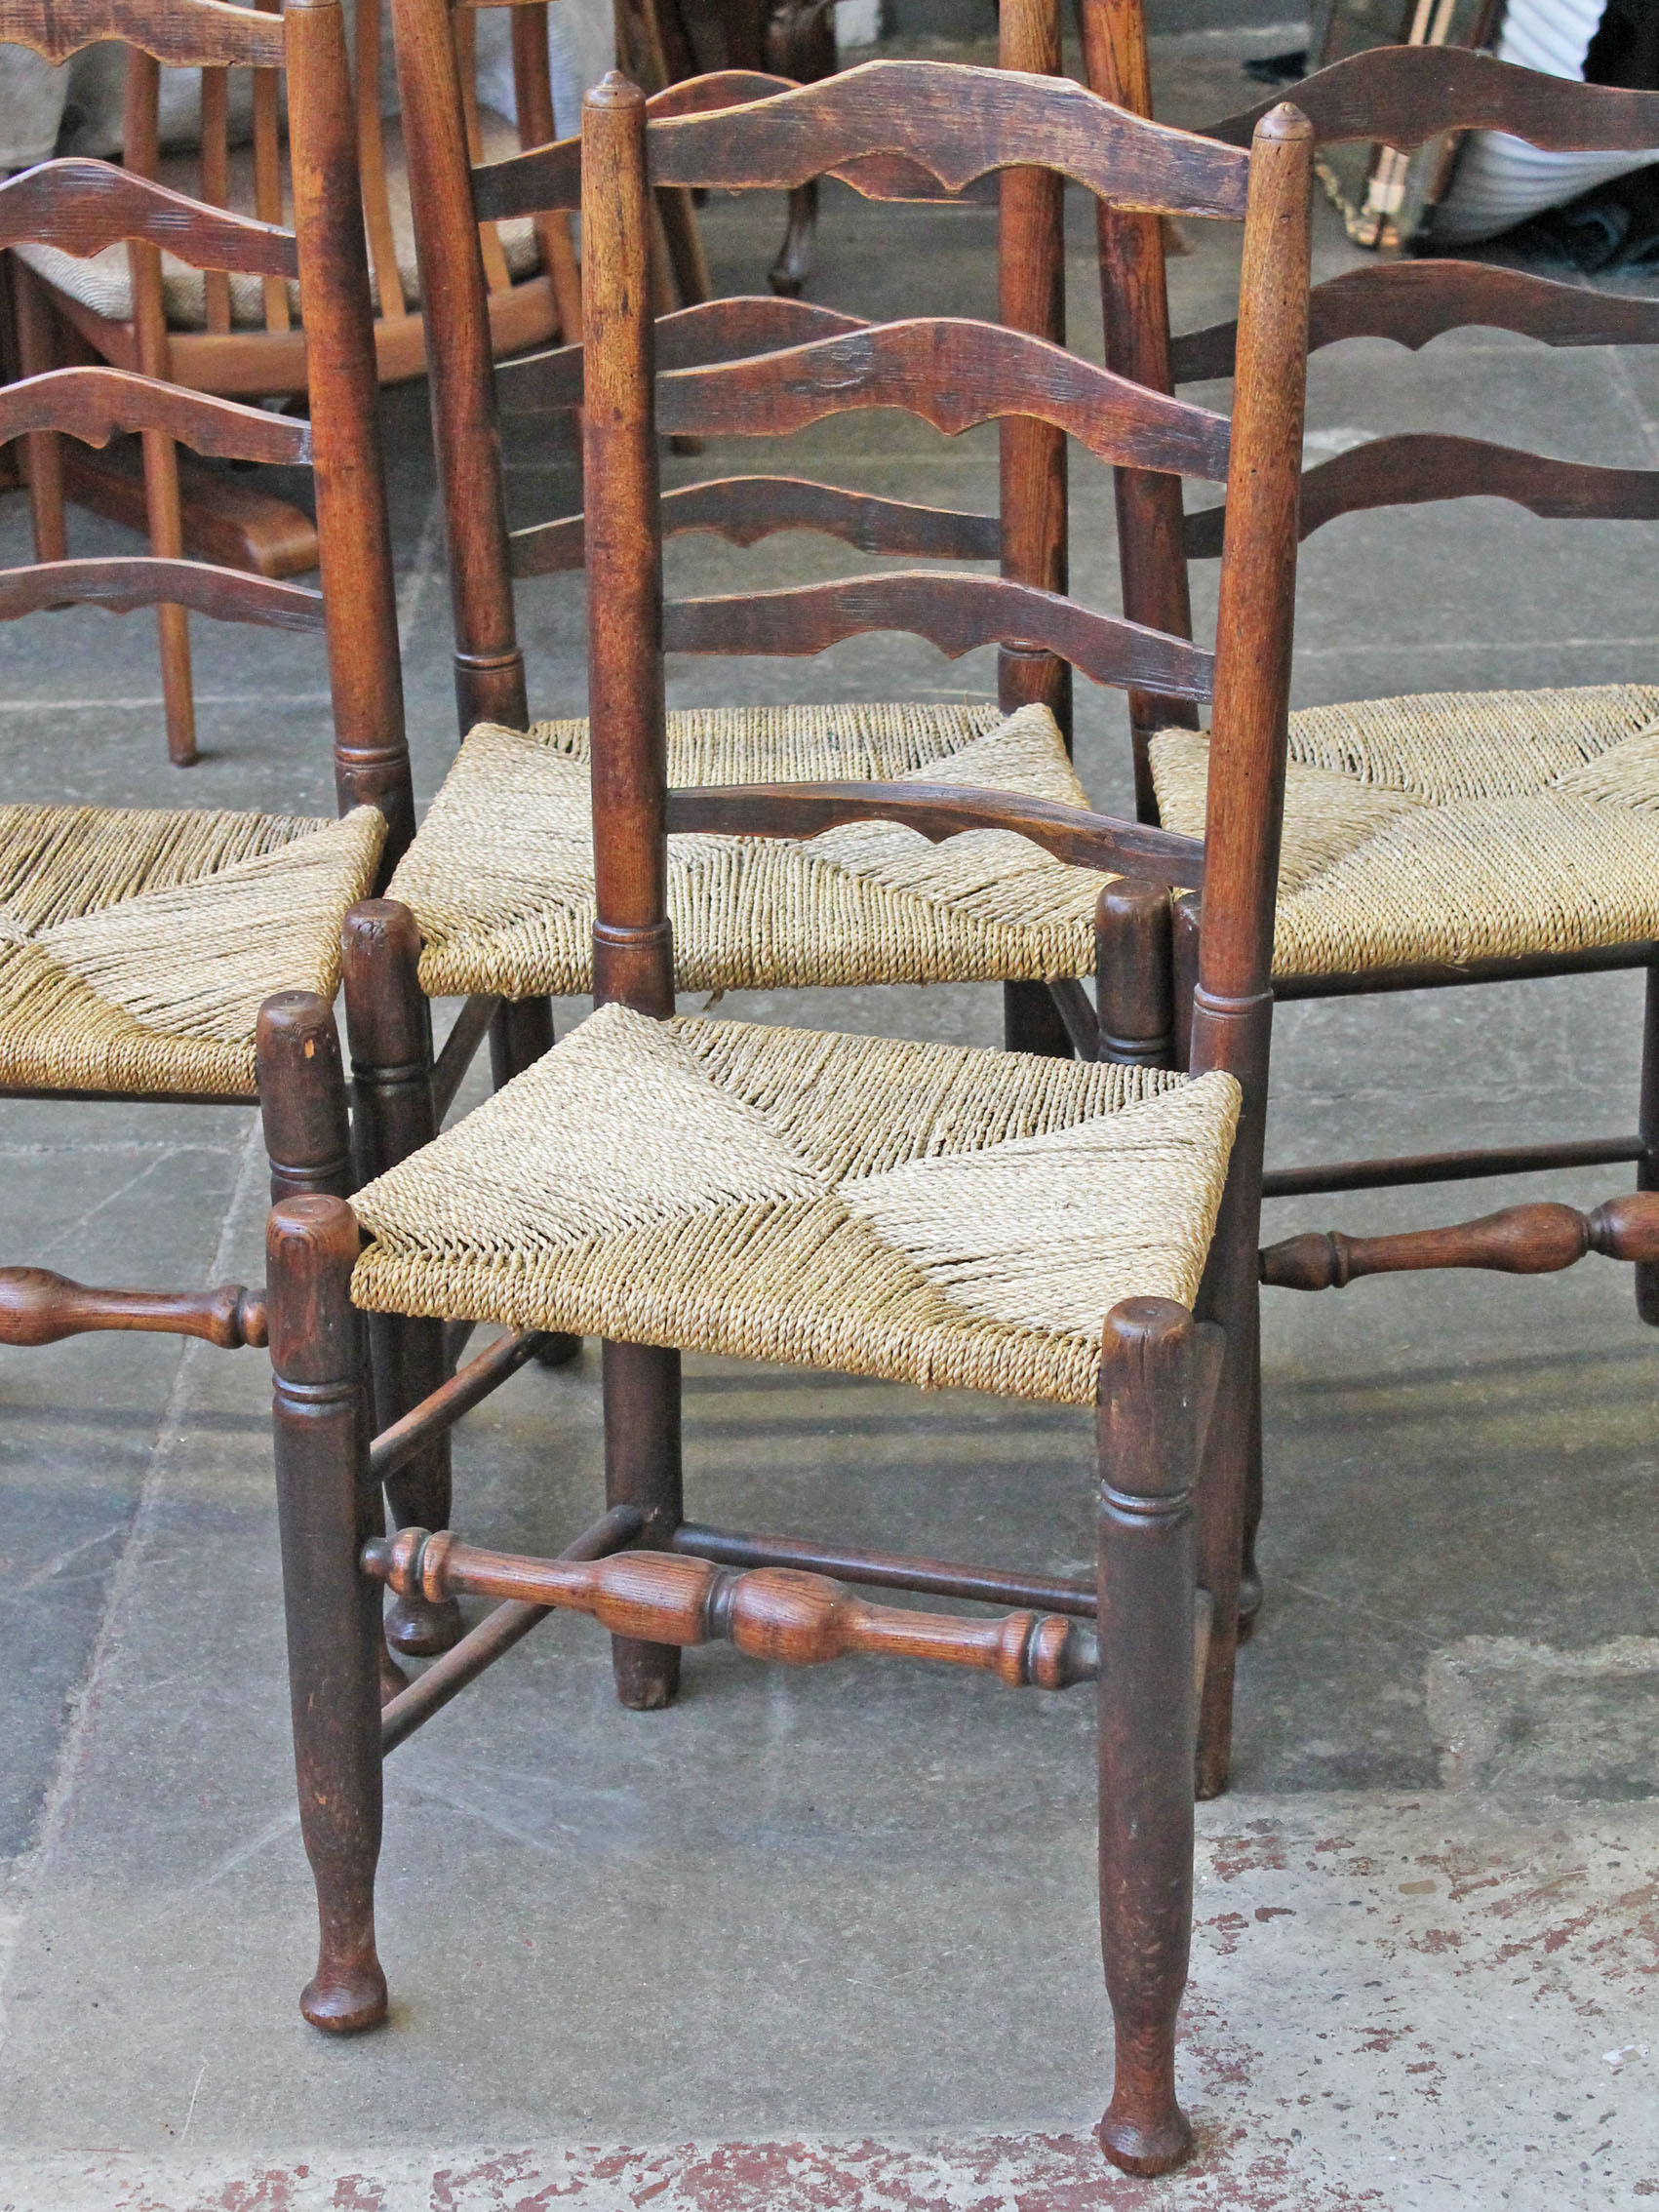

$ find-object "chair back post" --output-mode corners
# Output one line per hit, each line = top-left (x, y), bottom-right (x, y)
(390, 0), (530, 734)
(286, 0), (415, 867)
(996, 0), (1070, 747)
(1080, 0), (1198, 818)
(581, 74), (673, 1020)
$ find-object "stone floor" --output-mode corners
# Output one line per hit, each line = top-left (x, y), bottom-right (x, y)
(1, 17), (1658, 2211)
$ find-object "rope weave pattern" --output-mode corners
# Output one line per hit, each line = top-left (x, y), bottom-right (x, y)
(1150, 684), (1659, 976)
(389, 701), (1108, 999)
(0, 804), (383, 1095)
(351, 1004), (1241, 1406)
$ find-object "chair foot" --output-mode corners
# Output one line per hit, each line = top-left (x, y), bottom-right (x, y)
(385, 1591), (464, 1655)
(535, 1331), (582, 1369)
(1097, 2088), (1194, 2178)
(301, 1956), (388, 2036)
(1236, 1560), (1263, 1641)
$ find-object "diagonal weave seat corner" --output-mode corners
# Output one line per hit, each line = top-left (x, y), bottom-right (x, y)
(0, 804), (384, 1095)
(389, 700), (1110, 1000)
(1149, 683), (1659, 979)
(349, 1003), (1242, 1406)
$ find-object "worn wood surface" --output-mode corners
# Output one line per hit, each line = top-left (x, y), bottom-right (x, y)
(0, 1269), (266, 1348)
(500, 296), (869, 415)
(1260, 1194), (1659, 1290)
(0, 366), (311, 464)
(0, 555), (324, 628)
(0, 0), (285, 67)
(0, 158), (296, 273)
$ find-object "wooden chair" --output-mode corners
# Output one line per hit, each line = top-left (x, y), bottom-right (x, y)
(1088, 0), (1659, 1623)
(7, 0), (582, 768)
(0, 0), (421, 1616)
(262, 62), (1318, 2173)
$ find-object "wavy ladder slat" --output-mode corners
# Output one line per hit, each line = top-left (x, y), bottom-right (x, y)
(0, 159), (297, 273)
(511, 477), (1001, 575)
(475, 60), (1252, 222)
(1171, 260), (1659, 383)
(0, 368), (312, 464)
(1206, 47), (1659, 155)
(498, 296), (871, 414)
(664, 780), (1206, 886)
(664, 572), (1216, 698)
(0, 557), (325, 629)
(1, 0), (286, 68)
(1183, 433), (1659, 559)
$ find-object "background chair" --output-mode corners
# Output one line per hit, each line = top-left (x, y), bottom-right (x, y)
(263, 64), (1316, 2176)
(6, 0), (582, 767)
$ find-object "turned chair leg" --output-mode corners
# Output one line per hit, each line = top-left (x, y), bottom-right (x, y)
(1095, 1297), (1210, 2178)
(491, 997), (580, 1368)
(1095, 882), (1175, 1069)
(1638, 957), (1659, 1324)
(1237, 1352), (1265, 1638)
(257, 990), (353, 1205)
(268, 1194), (388, 2034)
(602, 1339), (684, 1710)
(342, 902), (463, 1656)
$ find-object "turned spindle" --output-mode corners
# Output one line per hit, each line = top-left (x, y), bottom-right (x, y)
(1259, 1192), (1659, 1290)
(0, 1268), (266, 1348)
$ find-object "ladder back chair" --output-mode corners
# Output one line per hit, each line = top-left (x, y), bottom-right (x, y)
(7, 0), (582, 767)
(383, 0), (1111, 1174)
(0, 0), (419, 1523)
(264, 67), (1316, 2176)
(1090, 0), (1659, 1624)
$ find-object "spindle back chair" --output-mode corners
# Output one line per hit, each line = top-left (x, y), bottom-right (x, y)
(264, 66), (1318, 2175)
(1090, 0), (1659, 1620)
(7, 0), (581, 767)
(0, 0), (416, 1514)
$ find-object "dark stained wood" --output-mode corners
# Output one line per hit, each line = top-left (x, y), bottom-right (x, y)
(256, 989), (353, 1205)
(1262, 1132), (1644, 1200)
(431, 993), (499, 1123)
(499, 296), (870, 415)
(603, 1341), (685, 1709)
(1639, 965), (1659, 1327)
(481, 60), (1253, 223)
(1206, 46), (1659, 157)
(0, 158), (297, 273)
(511, 477), (1001, 576)
(1275, 938), (1658, 999)
(365, 1528), (1100, 1688)
(1095, 880), (1175, 1066)
(1046, 977), (1101, 1060)
(1184, 433), (1659, 559)
(1259, 1193), (1659, 1290)
(664, 573), (1217, 698)
(59, 439), (320, 578)
(0, 1269), (266, 1348)
(0, 0), (286, 67)
(380, 1504), (646, 1755)
(671, 1521), (1097, 1616)
(0, 366), (312, 464)
(370, 1329), (553, 1487)
(656, 321), (1232, 480)
(1171, 259), (1659, 385)
(663, 779), (1206, 887)
(0, 555), (324, 629)
(267, 1193), (388, 2034)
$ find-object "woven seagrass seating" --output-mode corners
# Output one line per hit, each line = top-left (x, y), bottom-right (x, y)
(390, 0), (1108, 1071)
(263, 65), (1320, 2178)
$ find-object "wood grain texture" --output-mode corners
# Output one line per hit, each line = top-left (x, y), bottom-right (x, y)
(663, 779), (1205, 887)
(511, 476), (1001, 574)
(1184, 432), (1659, 558)
(0, 366), (311, 463)
(480, 60), (1252, 222)
(664, 571), (1216, 697)
(0, 554), (324, 628)
(1259, 1194), (1659, 1290)
(0, 0), (285, 67)
(0, 1269), (266, 1348)
(1206, 47), (1659, 155)
(0, 158), (297, 274)
(1171, 259), (1659, 383)
(655, 319), (1232, 479)
(498, 295), (870, 415)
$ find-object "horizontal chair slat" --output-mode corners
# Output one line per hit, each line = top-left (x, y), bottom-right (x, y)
(663, 571), (1216, 698)
(511, 476), (1000, 575)
(1171, 261), (1659, 383)
(477, 60), (1252, 222)
(655, 320), (1233, 479)
(1206, 47), (1659, 156)
(664, 779), (1205, 886)
(0, 368), (311, 466)
(3, 0), (286, 68)
(0, 160), (297, 276)
(0, 557), (325, 630)
(498, 296), (871, 415)
(1184, 433), (1659, 557)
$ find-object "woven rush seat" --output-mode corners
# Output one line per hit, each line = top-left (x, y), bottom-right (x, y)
(0, 804), (383, 1095)
(390, 699), (1110, 999)
(350, 1003), (1242, 1406)
(1149, 683), (1659, 979)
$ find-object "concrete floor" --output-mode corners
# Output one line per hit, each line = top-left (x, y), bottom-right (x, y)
(2, 17), (1658, 2209)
